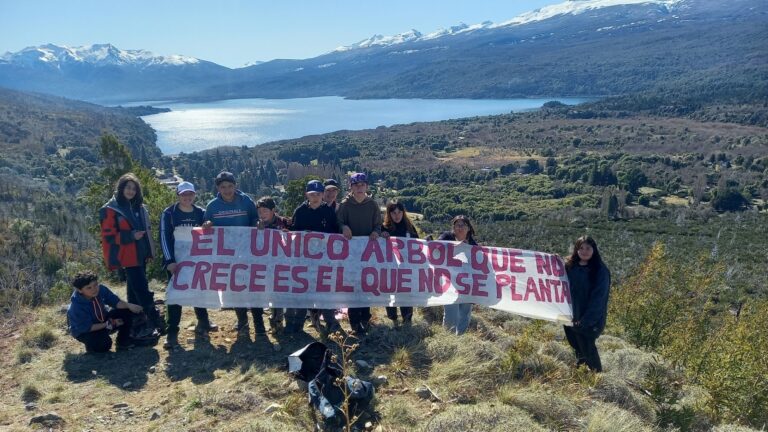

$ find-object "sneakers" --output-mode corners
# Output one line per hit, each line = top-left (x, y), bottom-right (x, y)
(163, 332), (179, 349)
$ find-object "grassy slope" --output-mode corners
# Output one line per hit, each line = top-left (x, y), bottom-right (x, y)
(2, 283), (760, 432)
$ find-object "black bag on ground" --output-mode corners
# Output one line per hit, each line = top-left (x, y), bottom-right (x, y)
(130, 312), (160, 343)
(289, 342), (374, 430)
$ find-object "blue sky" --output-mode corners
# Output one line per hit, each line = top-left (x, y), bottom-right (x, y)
(0, 0), (556, 67)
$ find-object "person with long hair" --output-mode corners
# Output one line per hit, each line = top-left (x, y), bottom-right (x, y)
(381, 200), (419, 325)
(99, 173), (162, 332)
(438, 215), (477, 335)
(564, 235), (611, 372)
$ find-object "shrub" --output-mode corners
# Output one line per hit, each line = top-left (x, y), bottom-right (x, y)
(424, 403), (546, 432)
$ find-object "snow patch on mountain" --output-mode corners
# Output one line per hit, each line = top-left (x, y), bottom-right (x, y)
(1, 43), (201, 68)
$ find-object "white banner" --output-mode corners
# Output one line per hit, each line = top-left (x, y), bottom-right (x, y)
(166, 227), (573, 324)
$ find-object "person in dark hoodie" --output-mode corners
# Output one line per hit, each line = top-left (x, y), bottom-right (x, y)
(67, 271), (144, 353)
(256, 196), (290, 334)
(202, 171), (261, 336)
(323, 178), (340, 211)
(160, 181), (218, 349)
(438, 215), (478, 335)
(99, 173), (162, 332)
(292, 180), (342, 334)
(564, 235), (611, 372)
(381, 200), (419, 326)
(337, 172), (382, 335)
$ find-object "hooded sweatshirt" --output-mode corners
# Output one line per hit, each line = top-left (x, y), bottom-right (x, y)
(204, 190), (258, 227)
(336, 194), (382, 236)
(67, 285), (121, 337)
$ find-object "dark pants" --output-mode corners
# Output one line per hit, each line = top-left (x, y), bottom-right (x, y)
(348, 307), (371, 332)
(285, 308), (306, 332)
(235, 308), (264, 328)
(386, 307), (413, 322)
(126, 265), (164, 330)
(564, 326), (602, 372)
(75, 309), (133, 353)
(166, 304), (211, 334)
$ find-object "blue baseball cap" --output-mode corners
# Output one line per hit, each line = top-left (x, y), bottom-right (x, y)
(306, 180), (325, 193)
(176, 181), (196, 195)
(349, 172), (368, 185)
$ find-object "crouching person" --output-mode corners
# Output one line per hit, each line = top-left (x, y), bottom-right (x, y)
(67, 271), (144, 353)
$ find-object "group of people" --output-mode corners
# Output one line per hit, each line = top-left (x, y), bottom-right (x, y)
(66, 170), (610, 372)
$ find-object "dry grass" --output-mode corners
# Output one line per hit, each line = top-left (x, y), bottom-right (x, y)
(0, 283), (728, 431)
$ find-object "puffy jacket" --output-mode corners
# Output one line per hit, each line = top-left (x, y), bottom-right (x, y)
(99, 197), (155, 270)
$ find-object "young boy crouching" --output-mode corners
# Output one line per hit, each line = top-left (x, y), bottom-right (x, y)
(67, 271), (144, 353)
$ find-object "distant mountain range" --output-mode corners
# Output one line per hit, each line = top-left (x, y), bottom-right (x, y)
(0, 0), (765, 103)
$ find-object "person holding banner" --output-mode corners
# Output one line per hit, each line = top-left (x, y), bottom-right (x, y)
(256, 196), (291, 334)
(202, 171), (263, 336)
(438, 215), (478, 335)
(99, 173), (163, 333)
(160, 181), (218, 349)
(337, 172), (382, 335)
(563, 236), (611, 372)
(381, 200), (419, 326)
(291, 180), (342, 335)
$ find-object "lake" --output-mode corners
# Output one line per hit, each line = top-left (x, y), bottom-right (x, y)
(140, 96), (590, 154)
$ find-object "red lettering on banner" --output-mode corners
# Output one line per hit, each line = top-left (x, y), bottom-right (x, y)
(408, 240), (427, 264)
(190, 229), (213, 255)
(535, 253), (550, 275)
(495, 274), (522, 301)
(471, 274), (488, 297)
(387, 238), (405, 263)
(231, 263), (247, 292)
(249, 264), (266, 292)
(328, 235), (349, 260)
(539, 278), (552, 302)
(361, 267), (380, 296)
(361, 240), (385, 263)
(273, 232), (292, 257)
(445, 243), (464, 267)
(551, 255), (565, 277)
(216, 228), (235, 256)
(535, 254), (561, 276)
(291, 266), (309, 293)
(509, 250), (526, 272)
(172, 261), (194, 290)
(525, 277), (542, 301)
(471, 246), (490, 274)
(303, 233), (323, 259)
(316, 266), (333, 292)
(490, 248), (508, 272)
(455, 273), (471, 295)
(429, 242), (446, 266)
(417, 268), (451, 294)
(550, 279), (562, 302)
(210, 263), (229, 291)
(250, 229), (269, 256)
(191, 262), (212, 290)
(397, 268), (412, 292)
(274, 264), (290, 292)
(335, 266), (353, 292)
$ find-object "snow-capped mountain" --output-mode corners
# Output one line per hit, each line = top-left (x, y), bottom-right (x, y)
(1, 43), (201, 68)
(332, 0), (684, 52)
(0, 0), (762, 102)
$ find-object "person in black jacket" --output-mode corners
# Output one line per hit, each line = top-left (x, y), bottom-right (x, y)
(291, 180), (341, 334)
(564, 235), (611, 372)
(160, 181), (218, 349)
(381, 200), (419, 325)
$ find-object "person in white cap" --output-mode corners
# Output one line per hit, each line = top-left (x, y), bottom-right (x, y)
(159, 181), (218, 348)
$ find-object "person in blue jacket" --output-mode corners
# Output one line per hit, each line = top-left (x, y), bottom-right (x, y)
(564, 235), (611, 372)
(67, 271), (144, 353)
(160, 181), (218, 349)
(202, 171), (262, 335)
(438, 215), (478, 335)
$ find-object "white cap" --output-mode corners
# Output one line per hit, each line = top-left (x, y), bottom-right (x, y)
(176, 181), (196, 195)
